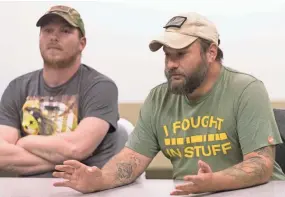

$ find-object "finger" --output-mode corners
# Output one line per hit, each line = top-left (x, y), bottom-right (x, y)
(52, 171), (72, 180)
(198, 165), (206, 174)
(198, 168), (204, 174)
(55, 165), (75, 174)
(53, 180), (74, 188)
(175, 182), (195, 192)
(184, 175), (199, 182)
(63, 160), (85, 169)
(170, 190), (190, 195)
(198, 160), (212, 173)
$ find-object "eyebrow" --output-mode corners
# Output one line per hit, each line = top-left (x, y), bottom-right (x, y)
(42, 23), (74, 30)
(163, 47), (188, 53)
(42, 17), (73, 26)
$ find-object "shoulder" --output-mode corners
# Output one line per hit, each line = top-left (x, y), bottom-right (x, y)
(146, 82), (169, 101)
(80, 64), (116, 85)
(223, 66), (264, 93)
(78, 64), (118, 94)
(6, 69), (41, 89)
(224, 66), (259, 85)
(142, 82), (180, 111)
(223, 66), (270, 109)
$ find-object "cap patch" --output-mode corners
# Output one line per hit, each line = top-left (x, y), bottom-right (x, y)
(164, 16), (187, 29)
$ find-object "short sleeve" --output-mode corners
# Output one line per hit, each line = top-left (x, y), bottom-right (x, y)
(237, 80), (282, 155)
(0, 81), (21, 129)
(81, 81), (119, 132)
(125, 90), (160, 158)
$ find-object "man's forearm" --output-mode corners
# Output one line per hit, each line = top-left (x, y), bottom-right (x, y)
(100, 148), (148, 190)
(211, 147), (273, 191)
(0, 142), (55, 176)
(17, 135), (75, 164)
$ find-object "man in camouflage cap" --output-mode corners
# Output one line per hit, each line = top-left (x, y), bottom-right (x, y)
(0, 5), (122, 178)
(36, 5), (85, 36)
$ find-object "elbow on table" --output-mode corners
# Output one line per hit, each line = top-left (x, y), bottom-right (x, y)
(259, 163), (274, 184)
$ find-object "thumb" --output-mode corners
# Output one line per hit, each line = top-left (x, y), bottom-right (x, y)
(198, 160), (212, 173)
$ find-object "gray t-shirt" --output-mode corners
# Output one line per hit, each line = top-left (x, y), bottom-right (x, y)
(0, 64), (120, 177)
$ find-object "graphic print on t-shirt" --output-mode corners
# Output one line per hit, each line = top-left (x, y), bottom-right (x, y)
(161, 115), (232, 158)
(21, 95), (78, 135)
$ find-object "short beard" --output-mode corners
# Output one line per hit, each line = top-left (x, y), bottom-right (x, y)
(42, 51), (80, 69)
(165, 56), (209, 95)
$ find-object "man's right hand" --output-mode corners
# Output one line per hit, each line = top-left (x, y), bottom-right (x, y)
(53, 148), (153, 193)
(53, 160), (103, 194)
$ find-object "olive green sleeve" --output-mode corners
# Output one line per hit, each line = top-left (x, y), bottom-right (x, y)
(236, 80), (282, 155)
(125, 90), (160, 158)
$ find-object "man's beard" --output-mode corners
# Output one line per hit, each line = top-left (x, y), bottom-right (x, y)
(41, 50), (80, 69)
(165, 58), (209, 95)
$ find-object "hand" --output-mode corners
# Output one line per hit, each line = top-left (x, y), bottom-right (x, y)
(16, 135), (36, 148)
(53, 160), (103, 194)
(16, 137), (27, 147)
(171, 160), (214, 195)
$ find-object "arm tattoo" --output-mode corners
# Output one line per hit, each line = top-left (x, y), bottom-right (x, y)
(115, 154), (141, 184)
(222, 146), (274, 184)
(256, 146), (275, 161)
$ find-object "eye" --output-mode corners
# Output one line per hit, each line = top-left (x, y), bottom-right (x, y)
(177, 52), (185, 57)
(43, 28), (52, 33)
(62, 28), (71, 34)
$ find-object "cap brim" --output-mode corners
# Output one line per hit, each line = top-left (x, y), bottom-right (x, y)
(36, 12), (78, 27)
(149, 31), (198, 52)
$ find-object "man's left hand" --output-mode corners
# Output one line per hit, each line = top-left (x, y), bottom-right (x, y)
(171, 160), (214, 195)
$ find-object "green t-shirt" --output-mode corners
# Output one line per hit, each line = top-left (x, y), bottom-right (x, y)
(126, 66), (285, 180)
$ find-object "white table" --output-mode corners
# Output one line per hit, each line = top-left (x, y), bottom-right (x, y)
(0, 177), (283, 197)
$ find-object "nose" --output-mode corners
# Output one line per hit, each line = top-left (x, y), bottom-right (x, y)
(49, 31), (60, 42)
(166, 59), (179, 70)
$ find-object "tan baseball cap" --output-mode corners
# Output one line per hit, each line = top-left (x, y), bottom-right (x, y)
(36, 5), (85, 36)
(149, 12), (219, 52)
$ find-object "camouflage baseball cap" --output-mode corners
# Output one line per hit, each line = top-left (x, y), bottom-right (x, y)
(36, 5), (85, 36)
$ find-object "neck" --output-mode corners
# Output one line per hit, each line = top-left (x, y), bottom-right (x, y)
(187, 62), (222, 100)
(43, 60), (81, 88)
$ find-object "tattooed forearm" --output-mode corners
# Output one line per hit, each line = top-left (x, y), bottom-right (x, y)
(222, 156), (267, 183)
(256, 146), (275, 161)
(221, 146), (274, 184)
(100, 148), (152, 190)
(115, 154), (141, 184)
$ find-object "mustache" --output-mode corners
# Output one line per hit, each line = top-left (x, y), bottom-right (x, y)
(166, 69), (185, 77)
(47, 44), (62, 50)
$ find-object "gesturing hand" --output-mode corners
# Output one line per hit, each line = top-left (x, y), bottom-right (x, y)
(53, 160), (103, 194)
(171, 160), (214, 195)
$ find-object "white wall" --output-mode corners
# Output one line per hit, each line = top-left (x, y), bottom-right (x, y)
(1, 0), (285, 102)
